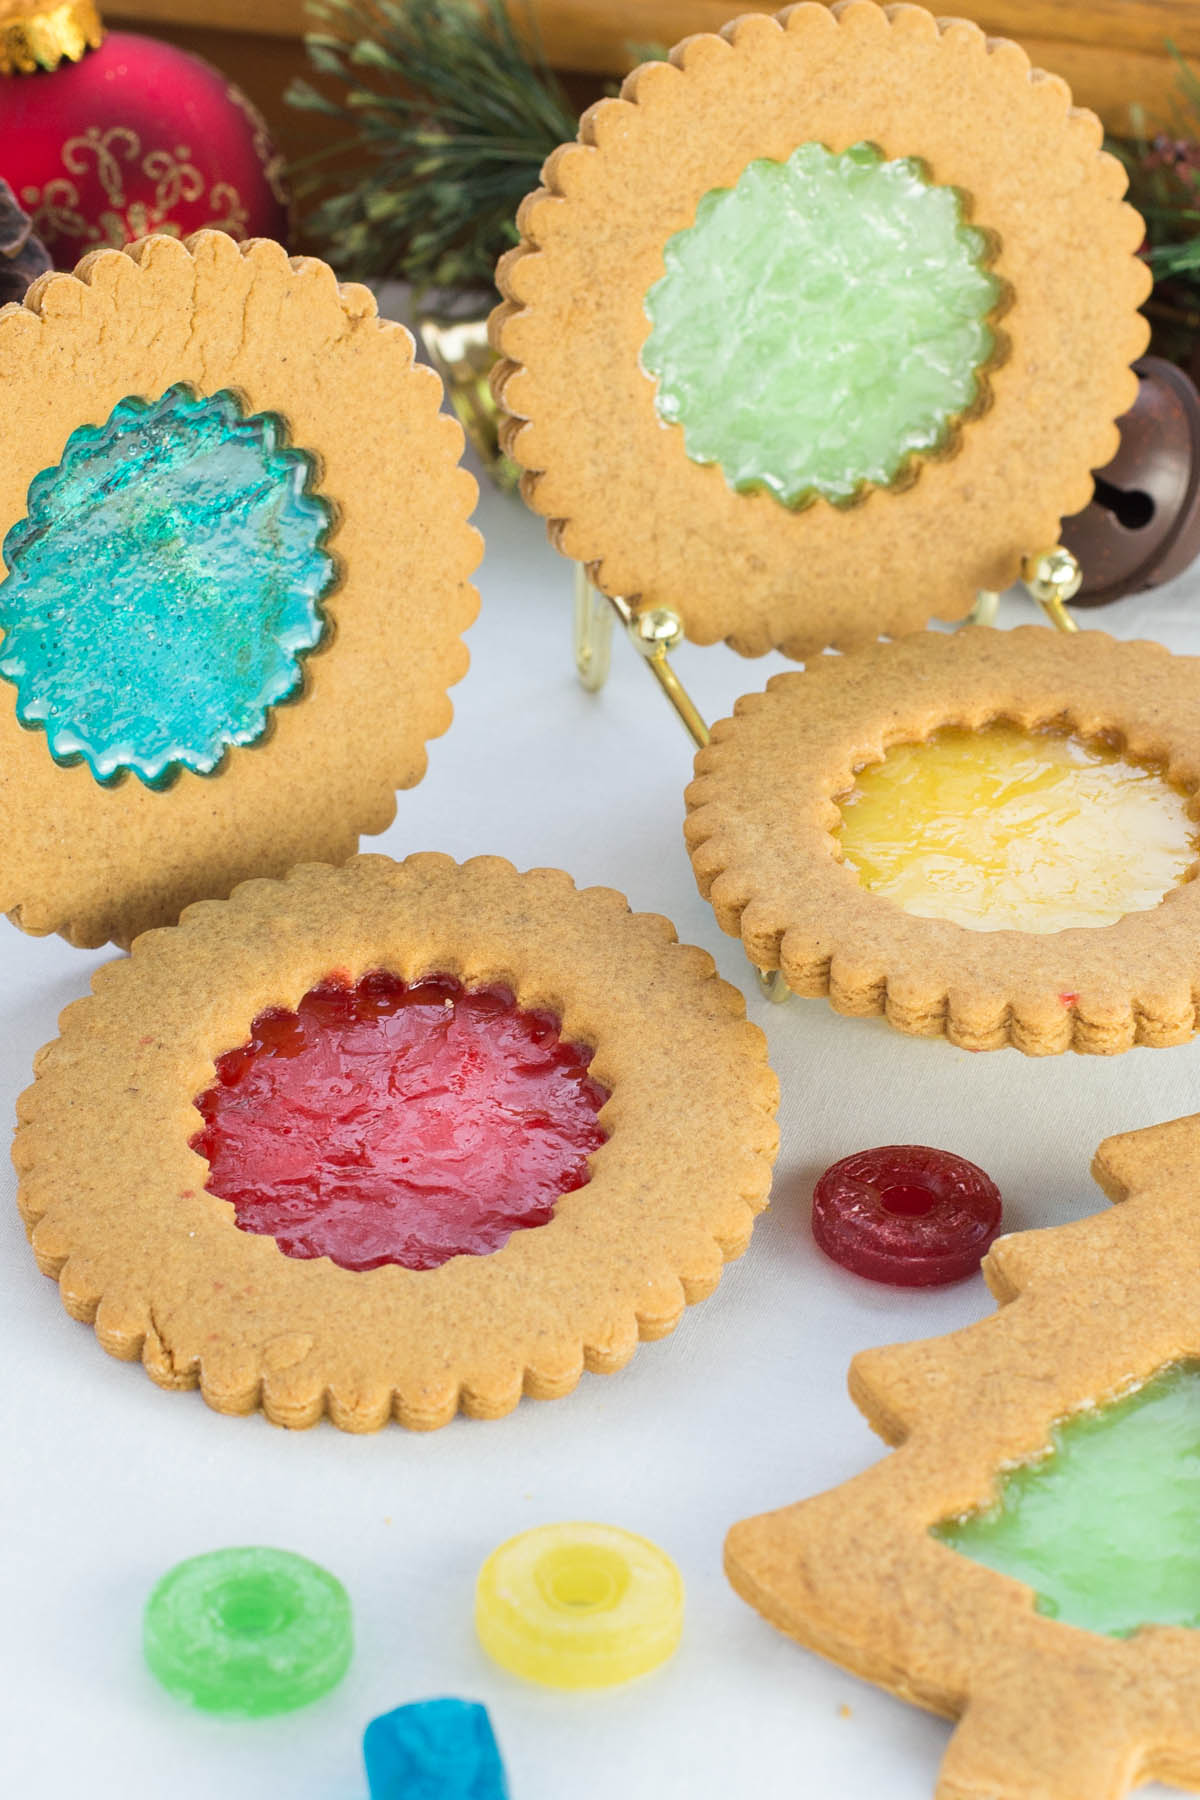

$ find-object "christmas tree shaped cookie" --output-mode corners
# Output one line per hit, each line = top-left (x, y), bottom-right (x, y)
(726, 1111), (1200, 1797)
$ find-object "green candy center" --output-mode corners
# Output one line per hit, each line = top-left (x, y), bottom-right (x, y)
(214, 1574), (300, 1638)
(934, 1362), (1200, 1637)
(642, 141), (1001, 508)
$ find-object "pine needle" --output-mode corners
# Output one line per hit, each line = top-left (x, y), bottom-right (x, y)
(286, 0), (579, 299)
(1110, 41), (1200, 333)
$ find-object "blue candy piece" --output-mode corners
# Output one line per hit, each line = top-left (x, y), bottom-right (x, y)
(364, 1698), (510, 1800)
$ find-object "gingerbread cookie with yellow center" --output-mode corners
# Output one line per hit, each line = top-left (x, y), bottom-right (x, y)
(687, 628), (1200, 1054)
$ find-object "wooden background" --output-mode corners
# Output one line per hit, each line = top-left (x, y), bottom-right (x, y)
(106, 1), (1200, 176)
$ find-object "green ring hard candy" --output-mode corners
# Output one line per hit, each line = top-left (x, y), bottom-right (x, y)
(143, 1547), (353, 1716)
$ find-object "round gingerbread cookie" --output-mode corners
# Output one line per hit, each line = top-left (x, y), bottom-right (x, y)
(0, 230), (480, 948)
(15, 853), (779, 1431)
(491, 1), (1148, 657)
(686, 627), (1200, 1054)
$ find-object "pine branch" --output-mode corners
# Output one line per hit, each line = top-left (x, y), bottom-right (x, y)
(286, 0), (579, 298)
(1111, 42), (1200, 325)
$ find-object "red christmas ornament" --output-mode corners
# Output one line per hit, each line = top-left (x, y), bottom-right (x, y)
(0, 0), (289, 266)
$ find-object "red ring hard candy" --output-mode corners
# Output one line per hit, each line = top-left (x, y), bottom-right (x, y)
(811, 1144), (1003, 1287)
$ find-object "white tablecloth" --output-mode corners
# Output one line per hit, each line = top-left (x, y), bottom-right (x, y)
(6, 378), (1200, 1798)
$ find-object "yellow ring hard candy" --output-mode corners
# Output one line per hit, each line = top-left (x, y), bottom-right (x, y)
(474, 1522), (684, 1689)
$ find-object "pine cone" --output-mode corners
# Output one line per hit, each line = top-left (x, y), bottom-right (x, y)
(0, 180), (51, 305)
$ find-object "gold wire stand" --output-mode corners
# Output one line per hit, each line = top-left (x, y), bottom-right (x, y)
(968, 589), (1000, 627)
(572, 544), (1081, 1005)
(573, 565), (613, 692)
(417, 314), (521, 492)
(572, 573), (790, 991)
(573, 569), (710, 750)
(1021, 546), (1082, 631)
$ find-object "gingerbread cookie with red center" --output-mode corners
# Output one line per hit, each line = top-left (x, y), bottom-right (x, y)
(15, 853), (779, 1431)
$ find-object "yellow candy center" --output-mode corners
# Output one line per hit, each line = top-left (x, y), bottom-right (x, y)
(836, 723), (1198, 934)
(535, 1544), (630, 1613)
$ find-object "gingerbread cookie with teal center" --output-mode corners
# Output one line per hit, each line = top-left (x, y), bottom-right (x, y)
(642, 142), (1001, 508)
(0, 230), (480, 947)
(0, 385), (334, 787)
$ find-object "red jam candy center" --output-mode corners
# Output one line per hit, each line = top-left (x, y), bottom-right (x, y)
(811, 1144), (1003, 1287)
(877, 1182), (938, 1218)
(191, 972), (608, 1273)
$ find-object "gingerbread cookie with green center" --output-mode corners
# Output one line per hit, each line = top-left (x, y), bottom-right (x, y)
(0, 230), (480, 947)
(727, 1110), (1200, 1798)
(492, 0), (1146, 658)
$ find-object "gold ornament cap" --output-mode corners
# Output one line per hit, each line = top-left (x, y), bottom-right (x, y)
(0, 0), (104, 75)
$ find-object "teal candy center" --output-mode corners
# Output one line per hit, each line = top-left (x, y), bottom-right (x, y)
(934, 1362), (1200, 1637)
(642, 142), (1002, 508)
(0, 384), (335, 788)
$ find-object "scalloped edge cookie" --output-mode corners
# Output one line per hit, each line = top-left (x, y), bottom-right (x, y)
(13, 853), (780, 1432)
(0, 230), (481, 948)
(726, 1110), (1200, 1799)
(491, 1), (1149, 658)
(685, 626), (1200, 1055)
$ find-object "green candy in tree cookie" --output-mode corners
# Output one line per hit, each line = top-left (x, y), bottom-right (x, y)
(935, 1362), (1200, 1636)
(642, 142), (1001, 507)
(0, 383), (334, 788)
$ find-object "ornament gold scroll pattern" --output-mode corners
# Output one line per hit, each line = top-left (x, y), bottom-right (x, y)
(20, 126), (250, 247)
